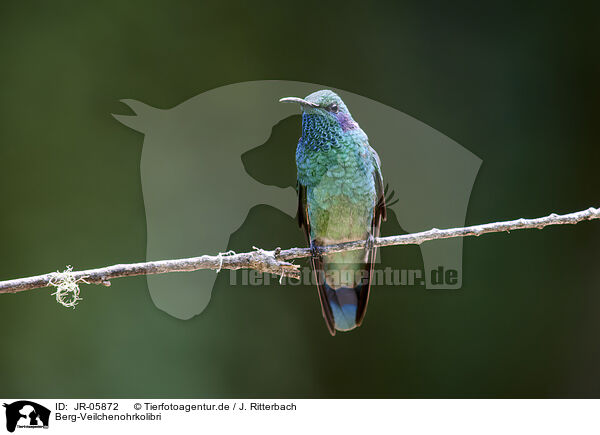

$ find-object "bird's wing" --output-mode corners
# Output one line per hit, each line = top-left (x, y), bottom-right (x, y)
(296, 181), (310, 238)
(297, 181), (337, 336)
(355, 144), (387, 326)
(369, 144), (387, 222)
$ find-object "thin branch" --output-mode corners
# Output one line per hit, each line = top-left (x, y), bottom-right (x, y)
(0, 206), (598, 295)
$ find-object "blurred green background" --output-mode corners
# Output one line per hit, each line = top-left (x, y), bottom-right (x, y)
(1, 1), (599, 398)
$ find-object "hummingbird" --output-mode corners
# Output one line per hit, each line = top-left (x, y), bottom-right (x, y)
(280, 90), (387, 335)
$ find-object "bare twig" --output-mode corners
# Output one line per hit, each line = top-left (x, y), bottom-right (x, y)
(0, 206), (598, 295)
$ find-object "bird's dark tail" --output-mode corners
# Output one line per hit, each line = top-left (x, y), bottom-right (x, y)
(323, 283), (367, 332)
(311, 255), (373, 335)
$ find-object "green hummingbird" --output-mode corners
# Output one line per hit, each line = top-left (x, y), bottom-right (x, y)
(280, 90), (387, 335)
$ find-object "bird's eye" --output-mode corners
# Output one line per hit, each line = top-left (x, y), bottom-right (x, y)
(328, 103), (339, 113)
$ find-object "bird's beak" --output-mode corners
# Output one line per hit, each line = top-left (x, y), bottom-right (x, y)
(279, 97), (320, 108)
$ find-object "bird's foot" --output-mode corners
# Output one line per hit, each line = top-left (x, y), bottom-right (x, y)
(310, 240), (323, 260)
(365, 233), (375, 251)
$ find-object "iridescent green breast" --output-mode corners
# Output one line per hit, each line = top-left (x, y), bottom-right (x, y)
(296, 114), (376, 243)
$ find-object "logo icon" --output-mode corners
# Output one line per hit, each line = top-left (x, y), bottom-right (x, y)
(3, 401), (50, 432)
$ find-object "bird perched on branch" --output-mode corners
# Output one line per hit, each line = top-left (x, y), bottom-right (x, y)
(280, 90), (386, 335)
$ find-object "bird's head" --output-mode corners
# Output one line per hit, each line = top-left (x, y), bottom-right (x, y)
(279, 90), (358, 132)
